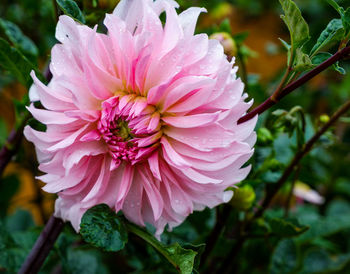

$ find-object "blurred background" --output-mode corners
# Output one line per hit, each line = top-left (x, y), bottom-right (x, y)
(1, 0), (350, 273)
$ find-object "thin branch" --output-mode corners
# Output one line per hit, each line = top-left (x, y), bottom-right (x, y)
(238, 45), (350, 124)
(217, 100), (350, 273)
(200, 205), (231, 268)
(19, 216), (65, 274)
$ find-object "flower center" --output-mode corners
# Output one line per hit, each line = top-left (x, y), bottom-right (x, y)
(113, 119), (133, 141)
(98, 96), (161, 168)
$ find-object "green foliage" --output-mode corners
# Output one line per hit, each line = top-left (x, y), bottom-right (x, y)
(294, 48), (313, 71)
(312, 52), (346, 74)
(267, 217), (309, 237)
(0, 210), (38, 273)
(0, 18), (38, 63)
(310, 19), (345, 56)
(270, 239), (297, 274)
(80, 204), (128, 252)
(279, 0), (310, 52)
(326, 0), (350, 35)
(300, 249), (350, 274)
(0, 38), (37, 88)
(0, 175), (20, 217)
(57, 0), (86, 24)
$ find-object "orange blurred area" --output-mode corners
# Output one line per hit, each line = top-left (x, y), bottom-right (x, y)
(200, 3), (288, 81)
(4, 163), (55, 225)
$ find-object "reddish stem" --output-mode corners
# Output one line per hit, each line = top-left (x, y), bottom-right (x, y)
(238, 45), (350, 124)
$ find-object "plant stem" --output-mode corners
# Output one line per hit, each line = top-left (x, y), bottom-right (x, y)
(125, 222), (180, 272)
(19, 216), (65, 274)
(270, 65), (293, 103)
(238, 45), (350, 124)
(200, 205), (231, 267)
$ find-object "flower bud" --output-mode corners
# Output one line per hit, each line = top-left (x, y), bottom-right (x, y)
(210, 32), (237, 58)
(320, 114), (330, 123)
(230, 185), (256, 211)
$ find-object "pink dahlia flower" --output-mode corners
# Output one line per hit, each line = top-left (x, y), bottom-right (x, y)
(24, 0), (257, 236)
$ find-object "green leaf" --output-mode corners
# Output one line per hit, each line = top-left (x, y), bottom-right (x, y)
(310, 19), (345, 56)
(297, 215), (350, 243)
(312, 52), (346, 74)
(300, 249), (350, 274)
(218, 18), (232, 34)
(56, 0), (86, 24)
(126, 222), (198, 274)
(80, 204), (128, 252)
(312, 52), (332, 65)
(294, 48), (313, 71)
(0, 38), (39, 88)
(268, 217), (309, 237)
(270, 239), (297, 274)
(326, 0), (343, 14)
(279, 0), (310, 50)
(0, 19), (38, 60)
(182, 244), (205, 274)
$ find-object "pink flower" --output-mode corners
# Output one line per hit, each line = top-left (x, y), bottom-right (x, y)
(24, 0), (257, 236)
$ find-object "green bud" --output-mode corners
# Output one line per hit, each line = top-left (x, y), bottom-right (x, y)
(210, 32), (237, 58)
(230, 185), (256, 211)
(320, 114), (330, 123)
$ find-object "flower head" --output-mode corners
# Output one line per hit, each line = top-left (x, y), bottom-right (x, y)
(25, 0), (257, 236)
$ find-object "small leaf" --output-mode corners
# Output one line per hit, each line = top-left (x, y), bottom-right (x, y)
(312, 52), (346, 74)
(164, 243), (197, 274)
(0, 19), (38, 60)
(268, 217), (309, 237)
(80, 204), (128, 252)
(279, 0), (310, 50)
(0, 38), (40, 88)
(270, 239), (297, 274)
(182, 244), (205, 274)
(310, 19), (345, 56)
(56, 0), (86, 24)
(312, 52), (332, 65)
(294, 48), (313, 71)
